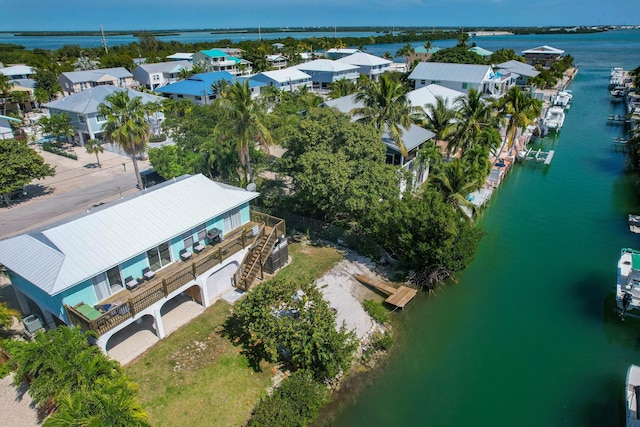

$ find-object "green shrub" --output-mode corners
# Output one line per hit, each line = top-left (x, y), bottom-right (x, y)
(248, 371), (329, 427)
(362, 299), (389, 324)
(371, 331), (394, 351)
(42, 143), (78, 160)
(149, 134), (167, 143)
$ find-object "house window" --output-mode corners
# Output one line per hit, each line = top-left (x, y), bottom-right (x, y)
(223, 207), (242, 233)
(177, 94), (183, 98)
(183, 232), (194, 250)
(147, 241), (171, 272)
(197, 223), (207, 242)
(421, 80), (426, 85)
(152, 75), (160, 81)
(106, 266), (123, 293)
(77, 115), (85, 122)
(462, 83), (469, 89)
(96, 114), (106, 122)
(195, 96), (202, 101)
(92, 266), (123, 301)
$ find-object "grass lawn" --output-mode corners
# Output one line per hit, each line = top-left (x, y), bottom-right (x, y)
(125, 242), (344, 426)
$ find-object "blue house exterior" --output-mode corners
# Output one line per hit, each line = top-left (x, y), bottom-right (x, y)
(0, 174), (285, 358)
(155, 71), (264, 105)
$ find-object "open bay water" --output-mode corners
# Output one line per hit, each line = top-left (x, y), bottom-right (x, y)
(328, 30), (640, 427)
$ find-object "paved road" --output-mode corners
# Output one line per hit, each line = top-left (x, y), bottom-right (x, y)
(0, 174), (139, 239)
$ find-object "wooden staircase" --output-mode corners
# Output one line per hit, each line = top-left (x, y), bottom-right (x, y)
(235, 227), (279, 291)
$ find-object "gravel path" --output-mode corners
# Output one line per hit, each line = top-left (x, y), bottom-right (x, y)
(0, 373), (39, 426)
(316, 252), (384, 341)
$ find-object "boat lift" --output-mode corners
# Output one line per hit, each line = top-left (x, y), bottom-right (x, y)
(517, 148), (555, 165)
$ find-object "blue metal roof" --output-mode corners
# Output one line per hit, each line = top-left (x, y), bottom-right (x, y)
(155, 72), (263, 97)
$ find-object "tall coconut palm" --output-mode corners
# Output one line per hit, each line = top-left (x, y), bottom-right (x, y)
(353, 73), (421, 156)
(450, 89), (494, 156)
(98, 91), (153, 190)
(429, 158), (479, 218)
(416, 140), (444, 183)
(396, 42), (415, 65)
(423, 95), (457, 145)
(328, 79), (358, 99)
(494, 86), (542, 159)
(85, 138), (104, 167)
(215, 80), (273, 184)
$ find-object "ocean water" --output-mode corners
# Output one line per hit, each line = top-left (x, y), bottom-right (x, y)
(328, 30), (640, 427)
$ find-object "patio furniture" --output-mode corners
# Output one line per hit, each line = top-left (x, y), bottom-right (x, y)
(142, 267), (156, 280)
(193, 242), (205, 253)
(124, 276), (138, 290)
(180, 248), (192, 261)
(207, 228), (222, 243)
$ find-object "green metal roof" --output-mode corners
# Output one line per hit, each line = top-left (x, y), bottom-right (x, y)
(632, 253), (640, 270)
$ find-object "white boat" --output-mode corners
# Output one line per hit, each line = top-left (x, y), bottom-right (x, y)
(552, 90), (573, 108)
(543, 107), (565, 131)
(616, 248), (640, 318)
(627, 364), (640, 427)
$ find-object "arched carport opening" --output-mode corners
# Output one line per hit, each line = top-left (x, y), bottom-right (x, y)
(105, 314), (158, 365)
(159, 285), (205, 337)
(206, 262), (238, 304)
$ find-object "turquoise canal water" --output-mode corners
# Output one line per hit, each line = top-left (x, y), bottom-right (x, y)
(330, 31), (640, 426)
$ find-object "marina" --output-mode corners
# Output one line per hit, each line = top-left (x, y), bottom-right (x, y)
(331, 29), (640, 427)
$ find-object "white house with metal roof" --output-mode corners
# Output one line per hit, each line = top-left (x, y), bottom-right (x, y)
(293, 59), (360, 91)
(192, 49), (246, 75)
(522, 45), (565, 68)
(497, 60), (540, 86)
(43, 86), (163, 145)
(133, 60), (192, 90)
(322, 94), (436, 187)
(0, 65), (35, 81)
(406, 84), (465, 116)
(408, 62), (515, 98)
(0, 174), (285, 359)
(249, 68), (311, 92)
(58, 67), (135, 96)
(166, 52), (194, 62)
(336, 52), (391, 81)
(266, 54), (288, 70)
(326, 48), (361, 60)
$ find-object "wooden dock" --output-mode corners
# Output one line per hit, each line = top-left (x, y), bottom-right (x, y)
(354, 274), (417, 310)
(517, 148), (555, 165)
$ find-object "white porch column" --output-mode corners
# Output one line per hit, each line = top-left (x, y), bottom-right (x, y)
(153, 306), (165, 339)
(201, 280), (210, 308)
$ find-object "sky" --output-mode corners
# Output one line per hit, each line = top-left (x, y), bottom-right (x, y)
(2, 0), (637, 31)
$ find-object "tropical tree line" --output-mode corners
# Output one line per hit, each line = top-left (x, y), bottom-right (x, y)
(5, 326), (150, 426)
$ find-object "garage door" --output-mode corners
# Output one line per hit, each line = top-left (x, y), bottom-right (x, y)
(206, 263), (237, 303)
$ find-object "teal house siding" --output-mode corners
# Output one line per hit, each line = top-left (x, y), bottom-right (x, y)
(120, 252), (149, 281)
(240, 203), (250, 224)
(170, 234), (184, 260)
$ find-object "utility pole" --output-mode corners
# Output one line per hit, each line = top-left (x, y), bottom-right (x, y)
(100, 25), (109, 55)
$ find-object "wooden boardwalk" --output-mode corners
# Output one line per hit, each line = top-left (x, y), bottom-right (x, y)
(354, 274), (417, 310)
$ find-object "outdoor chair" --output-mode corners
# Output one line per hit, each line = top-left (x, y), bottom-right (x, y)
(193, 242), (205, 253)
(124, 276), (138, 290)
(142, 267), (155, 280)
(180, 248), (192, 261)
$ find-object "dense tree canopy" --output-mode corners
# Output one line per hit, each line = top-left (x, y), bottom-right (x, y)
(0, 139), (55, 205)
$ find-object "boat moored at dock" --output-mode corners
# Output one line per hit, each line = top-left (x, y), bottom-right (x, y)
(543, 106), (566, 131)
(616, 248), (640, 318)
(627, 364), (640, 427)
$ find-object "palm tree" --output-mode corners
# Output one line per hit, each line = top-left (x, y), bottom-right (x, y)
(328, 79), (358, 99)
(423, 95), (457, 145)
(98, 91), (154, 190)
(215, 80), (273, 184)
(450, 89), (494, 156)
(0, 74), (13, 115)
(416, 140), (444, 183)
(353, 73), (421, 156)
(424, 40), (433, 58)
(382, 52), (393, 61)
(494, 86), (542, 159)
(429, 158), (479, 217)
(396, 42), (415, 65)
(85, 139), (104, 168)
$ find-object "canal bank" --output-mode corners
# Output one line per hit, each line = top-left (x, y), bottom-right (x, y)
(328, 32), (640, 426)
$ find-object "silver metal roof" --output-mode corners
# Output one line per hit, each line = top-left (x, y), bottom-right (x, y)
(135, 61), (191, 75)
(44, 86), (162, 114)
(255, 68), (311, 83)
(294, 59), (359, 73)
(497, 60), (540, 78)
(0, 174), (259, 296)
(521, 45), (565, 55)
(336, 52), (391, 67)
(60, 67), (133, 84)
(406, 84), (465, 112)
(408, 62), (492, 84)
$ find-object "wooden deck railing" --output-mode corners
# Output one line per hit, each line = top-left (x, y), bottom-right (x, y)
(65, 213), (283, 336)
